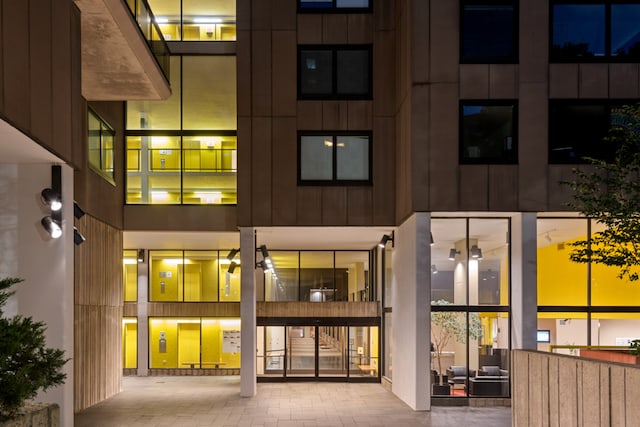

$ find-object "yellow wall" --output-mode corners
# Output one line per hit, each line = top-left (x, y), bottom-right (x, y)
(149, 318), (179, 368)
(150, 260), (181, 301)
(123, 263), (138, 301)
(177, 323), (201, 366)
(183, 264), (202, 301)
(122, 320), (137, 369)
(202, 260), (219, 301)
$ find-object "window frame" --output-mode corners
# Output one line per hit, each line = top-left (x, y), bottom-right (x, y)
(459, 0), (519, 64)
(297, 131), (373, 186)
(459, 100), (518, 165)
(88, 107), (116, 186)
(547, 99), (639, 164)
(297, 0), (372, 13)
(550, 1), (640, 63)
(297, 45), (373, 100)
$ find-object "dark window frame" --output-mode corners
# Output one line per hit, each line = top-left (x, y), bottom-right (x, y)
(88, 107), (116, 186)
(298, 131), (373, 186)
(459, 100), (518, 165)
(550, 1), (640, 63)
(297, 45), (373, 100)
(548, 99), (639, 164)
(297, 0), (372, 13)
(460, 0), (519, 64)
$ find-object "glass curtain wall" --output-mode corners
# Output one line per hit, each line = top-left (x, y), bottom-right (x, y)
(123, 318), (138, 370)
(430, 217), (511, 398)
(537, 217), (640, 355)
(123, 250), (139, 302)
(127, 56), (237, 205)
(148, 0), (237, 41)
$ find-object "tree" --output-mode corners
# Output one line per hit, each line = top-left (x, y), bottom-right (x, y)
(0, 277), (68, 420)
(564, 104), (640, 281)
(430, 300), (483, 385)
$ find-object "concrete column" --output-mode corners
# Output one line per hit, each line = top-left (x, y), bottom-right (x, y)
(511, 212), (538, 350)
(391, 213), (430, 410)
(240, 227), (256, 397)
(137, 251), (149, 376)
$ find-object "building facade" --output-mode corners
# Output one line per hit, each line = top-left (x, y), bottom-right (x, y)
(1, 0), (640, 423)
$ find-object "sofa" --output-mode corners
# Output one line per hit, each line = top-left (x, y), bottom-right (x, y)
(446, 365), (476, 387)
(468, 365), (509, 396)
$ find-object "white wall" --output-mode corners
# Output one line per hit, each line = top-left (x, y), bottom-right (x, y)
(0, 164), (74, 427)
(391, 213), (430, 410)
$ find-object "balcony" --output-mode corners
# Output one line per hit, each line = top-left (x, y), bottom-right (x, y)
(74, 0), (171, 100)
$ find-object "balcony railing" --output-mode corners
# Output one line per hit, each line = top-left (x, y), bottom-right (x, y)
(124, 0), (170, 82)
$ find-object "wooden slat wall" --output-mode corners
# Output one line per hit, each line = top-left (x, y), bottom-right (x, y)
(256, 302), (379, 318)
(74, 214), (123, 412)
(147, 302), (240, 317)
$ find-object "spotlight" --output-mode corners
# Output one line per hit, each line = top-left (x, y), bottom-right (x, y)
(41, 216), (62, 239)
(41, 188), (62, 211)
(73, 227), (86, 245)
(256, 260), (268, 270)
(470, 245), (483, 260)
(74, 202), (85, 219)
(431, 264), (438, 274)
(226, 248), (239, 260)
(228, 261), (237, 274)
(137, 249), (145, 263)
(448, 248), (460, 260)
(430, 232), (435, 246)
(378, 232), (394, 248)
(258, 245), (269, 258)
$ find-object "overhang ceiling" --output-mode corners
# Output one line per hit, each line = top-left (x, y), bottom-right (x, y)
(0, 119), (61, 164)
(74, 0), (171, 101)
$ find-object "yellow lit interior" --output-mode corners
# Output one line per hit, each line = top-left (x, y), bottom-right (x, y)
(122, 318), (137, 369)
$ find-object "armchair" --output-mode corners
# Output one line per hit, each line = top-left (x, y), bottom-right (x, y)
(446, 365), (476, 386)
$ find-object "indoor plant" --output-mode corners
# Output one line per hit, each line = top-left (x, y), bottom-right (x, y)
(0, 277), (68, 421)
(430, 299), (483, 393)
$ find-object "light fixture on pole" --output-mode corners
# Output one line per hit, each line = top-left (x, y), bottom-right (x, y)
(41, 216), (62, 239)
(40, 165), (62, 239)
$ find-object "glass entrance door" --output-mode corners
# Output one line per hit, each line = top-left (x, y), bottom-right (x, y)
(286, 326), (316, 377)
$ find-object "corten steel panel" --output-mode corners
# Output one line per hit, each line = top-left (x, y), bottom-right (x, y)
(373, 31), (396, 117)
(489, 166), (518, 211)
(347, 14), (373, 45)
(271, 117), (297, 225)
(30, 0), (53, 146)
(237, 118), (253, 227)
(429, 0), (459, 83)
(272, 0), (295, 30)
(460, 166), (489, 211)
(549, 64), (579, 98)
(347, 187), (373, 225)
(626, 367), (640, 425)
(490, 65), (518, 99)
(411, 0), (430, 84)
(297, 187), (323, 225)
(272, 31), (296, 117)
(52, 0), (76, 164)
(251, 117), (273, 225)
(395, 100), (413, 219)
(558, 357), (579, 427)
(579, 64), (609, 98)
(609, 64), (640, 99)
(547, 165), (585, 212)
(236, 30), (252, 118)
(297, 14), (322, 44)
(610, 365), (625, 426)
(322, 187), (348, 224)
(520, 0), (549, 84)
(518, 84), (549, 211)
(372, 117), (395, 225)
(251, 31), (272, 117)
(3, 1), (30, 130)
(581, 361), (602, 427)
(347, 101), (372, 130)
(374, 0), (395, 31)
(322, 101), (348, 130)
(428, 83), (459, 211)
(236, 0), (250, 31)
(395, 5), (411, 109)
(410, 85), (430, 212)
(251, 0), (272, 30)
(322, 14), (348, 44)
(124, 205), (238, 231)
(460, 65), (490, 99)
(297, 101), (323, 129)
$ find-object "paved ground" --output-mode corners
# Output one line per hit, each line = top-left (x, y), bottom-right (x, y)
(75, 376), (512, 426)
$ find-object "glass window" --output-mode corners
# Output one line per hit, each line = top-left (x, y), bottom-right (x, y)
(298, 46), (372, 99)
(460, 101), (517, 164)
(122, 318), (137, 369)
(461, 1), (517, 63)
(123, 250), (138, 302)
(299, 0), (370, 11)
(551, 2), (640, 62)
(149, 0), (236, 41)
(383, 312), (392, 379)
(431, 218), (467, 304)
(348, 326), (379, 378)
(548, 101), (632, 163)
(301, 251), (335, 302)
(299, 133), (371, 184)
(88, 108), (115, 185)
(469, 218), (510, 306)
(149, 317), (241, 369)
(335, 251), (370, 301)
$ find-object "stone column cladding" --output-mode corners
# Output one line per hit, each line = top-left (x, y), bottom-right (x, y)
(511, 213), (538, 350)
(239, 227), (256, 397)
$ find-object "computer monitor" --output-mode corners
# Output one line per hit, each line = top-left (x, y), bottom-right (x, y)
(536, 329), (551, 343)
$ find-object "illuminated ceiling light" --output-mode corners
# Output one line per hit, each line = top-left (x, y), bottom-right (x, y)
(430, 232), (435, 246)
(41, 188), (62, 211)
(448, 249), (460, 260)
(137, 249), (145, 263)
(431, 264), (438, 274)
(470, 245), (483, 260)
(193, 17), (222, 23)
(41, 216), (62, 239)
(378, 232), (394, 248)
(155, 16), (169, 24)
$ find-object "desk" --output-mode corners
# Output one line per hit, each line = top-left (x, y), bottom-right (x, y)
(182, 362), (226, 369)
(358, 365), (377, 376)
